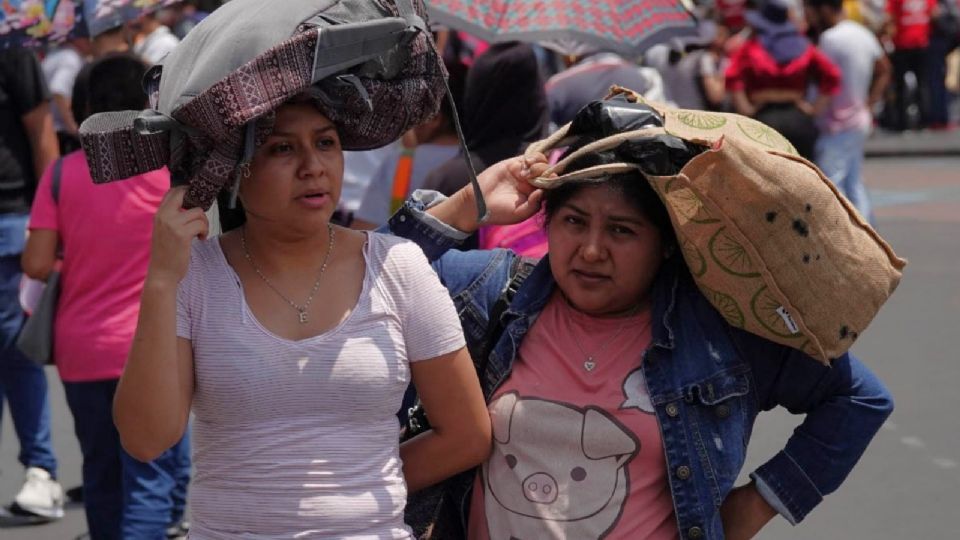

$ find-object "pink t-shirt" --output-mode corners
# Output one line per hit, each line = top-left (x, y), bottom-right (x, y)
(468, 293), (677, 539)
(28, 150), (169, 382)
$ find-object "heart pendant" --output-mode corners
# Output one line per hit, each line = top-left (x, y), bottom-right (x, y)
(583, 359), (596, 371)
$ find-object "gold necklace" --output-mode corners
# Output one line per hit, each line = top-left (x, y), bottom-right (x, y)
(240, 223), (335, 324)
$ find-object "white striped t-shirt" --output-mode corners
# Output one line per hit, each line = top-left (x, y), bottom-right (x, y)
(176, 232), (465, 539)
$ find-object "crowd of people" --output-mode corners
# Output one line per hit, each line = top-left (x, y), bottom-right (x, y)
(0, 0), (916, 537)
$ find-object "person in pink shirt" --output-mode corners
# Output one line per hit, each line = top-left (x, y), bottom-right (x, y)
(21, 54), (190, 540)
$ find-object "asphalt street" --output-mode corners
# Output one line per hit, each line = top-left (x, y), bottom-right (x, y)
(2, 155), (959, 539)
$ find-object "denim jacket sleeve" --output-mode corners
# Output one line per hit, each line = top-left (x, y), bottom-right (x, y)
(382, 189), (513, 311)
(381, 190), (469, 262)
(731, 329), (894, 524)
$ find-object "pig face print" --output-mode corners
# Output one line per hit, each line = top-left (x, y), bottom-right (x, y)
(483, 392), (639, 539)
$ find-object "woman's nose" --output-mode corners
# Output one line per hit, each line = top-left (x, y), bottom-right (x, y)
(298, 147), (325, 178)
(580, 231), (607, 262)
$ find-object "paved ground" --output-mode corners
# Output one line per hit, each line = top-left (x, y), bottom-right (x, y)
(865, 128), (960, 157)
(2, 155), (959, 539)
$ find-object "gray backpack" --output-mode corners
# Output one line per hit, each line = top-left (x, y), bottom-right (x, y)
(79, 0), (484, 218)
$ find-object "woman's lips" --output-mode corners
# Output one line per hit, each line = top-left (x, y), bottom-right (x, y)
(573, 269), (609, 284)
(297, 193), (330, 209)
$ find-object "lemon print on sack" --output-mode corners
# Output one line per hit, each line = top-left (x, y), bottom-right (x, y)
(676, 110), (727, 130)
(750, 285), (803, 339)
(680, 236), (707, 277)
(709, 228), (760, 278)
(665, 180), (719, 224)
(703, 286), (745, 328)
(737, 119), (797, 154)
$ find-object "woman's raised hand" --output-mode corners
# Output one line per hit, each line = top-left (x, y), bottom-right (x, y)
(430, 153), (551, 234)
(470, 152), (551, 225)
(147, 186), (209, 288)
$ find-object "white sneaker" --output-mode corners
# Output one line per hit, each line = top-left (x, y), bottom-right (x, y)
(13, 466), (64, 520)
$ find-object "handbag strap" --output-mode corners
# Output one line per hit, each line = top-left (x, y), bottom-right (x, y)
(51, 157), (63, 203)
(51, 157), (64, 259)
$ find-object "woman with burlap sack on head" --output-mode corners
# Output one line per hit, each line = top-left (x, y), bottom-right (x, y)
(387, 91), (899, 539)
(83, 0), (503, 537)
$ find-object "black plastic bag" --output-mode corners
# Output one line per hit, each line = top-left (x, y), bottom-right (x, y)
(564, 97), (707, 177)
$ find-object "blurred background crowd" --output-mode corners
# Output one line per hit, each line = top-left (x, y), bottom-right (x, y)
(0, 0), (958, 538)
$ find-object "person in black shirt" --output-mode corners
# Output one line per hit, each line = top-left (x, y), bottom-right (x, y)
(0, 48), (62, 521)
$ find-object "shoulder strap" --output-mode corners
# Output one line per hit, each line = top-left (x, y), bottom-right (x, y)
(476, 255), (536, 382)
(50, 157), (65, 259)
(51, 157), (64, 204)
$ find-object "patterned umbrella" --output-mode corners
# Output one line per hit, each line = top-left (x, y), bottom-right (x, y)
(0, 0), (177, 48)
(425, 0), (699, 57)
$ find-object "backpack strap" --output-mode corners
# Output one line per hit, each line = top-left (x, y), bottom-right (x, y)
(50, 157), (64, 259)
(476, 255), (537, 386)
(51, 157), (63, 204)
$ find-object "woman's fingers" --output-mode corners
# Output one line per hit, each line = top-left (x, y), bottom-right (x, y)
(182, 214), (210, 242)
(148, 187), (209, 286)
(159, 186), (188, 213)
(520, 189), (544, 213)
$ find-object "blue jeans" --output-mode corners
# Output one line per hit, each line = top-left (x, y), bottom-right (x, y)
(63, 379), (190, 540)
(814, 129), (874, 225)
(0, 213), (57, 476)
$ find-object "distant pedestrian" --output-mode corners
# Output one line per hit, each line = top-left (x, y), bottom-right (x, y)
(426, 42), (548, 199)
(726, 0), (842, 158)
(0, 48), (62, 523)
(546, 48), (666, 127)
(41, 38), (89, 154)
(423, 42), (550, 251)
(130, 13), (181, 65)
(22, 54), (190, 540)
(806, 0), (892, 223)
(884, 0), (937, 130)
(926, 0), (960, 129)
(645, 20), (730, 111)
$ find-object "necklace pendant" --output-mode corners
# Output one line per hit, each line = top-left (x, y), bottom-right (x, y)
(298, 310), (308, 324)
(583, 358), (596, 372)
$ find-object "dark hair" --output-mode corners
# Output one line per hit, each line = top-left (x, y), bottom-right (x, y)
(85, 53), (148, 116)
(71, 62), (92, 126)
(804, 0), (843, 10)
(543, 173), (676, 248)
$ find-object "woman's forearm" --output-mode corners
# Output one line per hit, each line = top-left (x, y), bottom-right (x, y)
(400, 424), (491, 493)
(114, 277), (193, 461)
(425, 188), (481, 234)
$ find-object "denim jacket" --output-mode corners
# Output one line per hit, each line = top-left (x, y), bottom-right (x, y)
(388, 192), (894, 540)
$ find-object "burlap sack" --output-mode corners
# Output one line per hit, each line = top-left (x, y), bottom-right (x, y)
(526, 87), (906, 364)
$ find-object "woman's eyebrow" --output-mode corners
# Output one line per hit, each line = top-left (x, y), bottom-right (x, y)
(270, 124), (337, 137)
(608, 215), (645, 225)
(565, 203), (644, 224)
